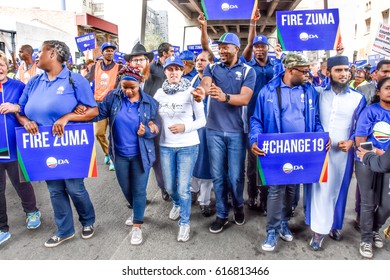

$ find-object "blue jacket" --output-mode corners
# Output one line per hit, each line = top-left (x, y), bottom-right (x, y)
(249, 73), (324, 146)
(96, 88), (160, 171)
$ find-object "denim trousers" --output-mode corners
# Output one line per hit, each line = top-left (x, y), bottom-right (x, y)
(266, 184), (297, 232)
(0, 161), (38, 232)
(206, 129), (246, 219)
(160, 145), (199, 225)
(46, 178), (95, 238)
(114, 154), (150, 224)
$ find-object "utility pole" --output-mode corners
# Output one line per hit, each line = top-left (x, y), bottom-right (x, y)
(140, 0), (147, 44)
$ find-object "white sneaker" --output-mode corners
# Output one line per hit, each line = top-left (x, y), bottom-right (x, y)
(130, 227), (143, 245)
(125, 215), (133, 226)
(177, 224), (190, 242)
(169, 205), (180, 220)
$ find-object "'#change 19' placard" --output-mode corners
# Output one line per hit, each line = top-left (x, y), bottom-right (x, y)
(257, 132), (329, 186)
(276, 9), (340, 51)
(16, 123), (98, 182)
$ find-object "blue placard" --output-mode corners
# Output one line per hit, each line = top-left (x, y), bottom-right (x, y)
(367, 54), (385, 67)
(114, 51), (126, 64)
(16, 123), (98, 182)
(75, 33), (96, 52)
(151, 46), (181, 61)
(187, 44), (203, 56)
(276, 9), (340, 51)
(201, 0), (257, 20)
(0, 84), (10, 159)
(257, 132), (329, 186)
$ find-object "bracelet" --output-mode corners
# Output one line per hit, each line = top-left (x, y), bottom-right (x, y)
(14, 104), (20, 113)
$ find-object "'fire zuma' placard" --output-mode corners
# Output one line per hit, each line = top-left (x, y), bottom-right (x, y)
(15, 123), (98, 182)
(257, 132), (329, 186)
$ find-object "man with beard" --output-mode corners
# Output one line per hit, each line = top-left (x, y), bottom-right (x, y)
(306, 56), (366, 251)
(249, 52), (323, 252)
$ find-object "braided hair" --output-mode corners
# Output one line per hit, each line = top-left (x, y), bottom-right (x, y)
(42, 40), (71, 64)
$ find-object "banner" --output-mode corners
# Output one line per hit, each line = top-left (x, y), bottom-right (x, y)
(372, 23), (390, 56)
(16, 123), (98, 182)
(257, 132), (329, 186)
(75, 33), (96, 52)
(114, 51), (126, 64)
(201, 0), (257, 20)
(276, 9), (340, 51)
(367, 53), (385, 67)
(187, 44), (203, 56)
(152, 46), (181, 61)
(0, 83), (10, 159)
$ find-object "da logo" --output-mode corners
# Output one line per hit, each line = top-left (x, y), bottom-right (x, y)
(221, 3), (238, 11)
(373, 122), (390, 143)
(299, 32), (319, 41)
(46, 157), (58, 168)
(283, 163), (293, 174)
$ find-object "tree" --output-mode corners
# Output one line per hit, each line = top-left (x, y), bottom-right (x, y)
(144, 25), (164, 51)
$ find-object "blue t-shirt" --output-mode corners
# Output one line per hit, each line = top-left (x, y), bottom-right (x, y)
(203, 61), (256, 133)
(355, 102), (390, 151)
(280, 81), (306, 133)
(19, 66), (96, 125)
(183, 68), (198, 81)
(113, 96), (140, 157)
(0, 79), (25, 162)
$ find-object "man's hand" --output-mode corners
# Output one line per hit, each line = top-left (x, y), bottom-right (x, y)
(336, 42), (344, 55)
(253, 9), (261, 21)
(251, 142), (266, 156)
(274, 44), (283, 59)
(209, 83), (225, 102)
(198, 13), (206, 26)
(192, 86), (206, 103)
(338, 139), (353, 152)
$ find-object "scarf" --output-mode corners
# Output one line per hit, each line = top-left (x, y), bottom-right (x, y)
(162, 78), (191, 95)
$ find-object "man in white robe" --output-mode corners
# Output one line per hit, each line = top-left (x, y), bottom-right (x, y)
(306, 56), (366, 250)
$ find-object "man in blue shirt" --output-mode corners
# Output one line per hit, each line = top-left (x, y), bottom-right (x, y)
(192, 32), (256, 234)
(249, 52), (323, 252)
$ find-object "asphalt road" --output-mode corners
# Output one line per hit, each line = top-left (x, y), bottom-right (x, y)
(1, 148), (389, 261)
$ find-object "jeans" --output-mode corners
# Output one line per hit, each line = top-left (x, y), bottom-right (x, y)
(206, 129), (246, 219)
(0, 161), (38, 232)
(266, 184), (297, 232)
(46, 178), (95, 238)
(114, 154), (150, 224)
(160, 145), (199, 225)
(95, 118), (109, 155)
(153, 135), (165, 191)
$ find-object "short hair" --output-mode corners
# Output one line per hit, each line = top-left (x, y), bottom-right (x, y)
(20, 44), (33, 55)
(43, 40), (71, 64)
(158, 42), (172, 57)
(377, 60), (390, 71)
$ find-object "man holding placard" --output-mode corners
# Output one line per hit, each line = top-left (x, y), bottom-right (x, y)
(249, 52), (323, 252)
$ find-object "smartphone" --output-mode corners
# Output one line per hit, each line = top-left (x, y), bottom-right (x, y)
(360, 141), (373, 151)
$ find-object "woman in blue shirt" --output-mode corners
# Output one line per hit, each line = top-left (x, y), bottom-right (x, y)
(16, 40), (98, 248)
(355, 76), (390, 258)
(0, 51), (41, 246)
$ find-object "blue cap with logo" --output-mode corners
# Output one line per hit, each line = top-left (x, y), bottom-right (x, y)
(217, 32), (240, 48)
(179, 50), (195, 61)
(101, 42), (117, 52)
(163, 56), (184, 70)
(252, 35), (269, 46)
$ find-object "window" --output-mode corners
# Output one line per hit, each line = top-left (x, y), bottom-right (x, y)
(383, 9), (389, 25)
(365, 1), (371, 11)
(365, 18), (371, 34)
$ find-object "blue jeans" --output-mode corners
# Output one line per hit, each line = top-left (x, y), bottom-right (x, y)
(160, 145), (199, 225)
(46, 178), (95, 238)
(266, 184), (297, 232)
(114, 154), (150, 224)
(206, 129), (246, 219)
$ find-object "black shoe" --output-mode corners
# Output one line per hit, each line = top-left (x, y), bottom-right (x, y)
(329, 229), (342, 241)
(161, 189), (170, 201)
(44, 234), (75, 248)
(127, 203), (133, 209)
(81, 225), (95, 239)
(234, 206), (245, 225)
(200, 205), (213, 217)
(291, 206), (296, 217)
(191, 192), (198, 205)
(353, 214), (360, 232)
(247, 197), (257, 210)
(259, 201), (267, 216)
(209, 217), (228, 234)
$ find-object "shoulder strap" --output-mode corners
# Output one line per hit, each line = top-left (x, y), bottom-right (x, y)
(276, 86), (282, 113)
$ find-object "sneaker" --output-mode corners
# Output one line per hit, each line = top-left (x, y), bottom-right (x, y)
(108, 160), (115, 171)
(234, 207), (245, 225)
(373, 231), (384, 248)
(177, 224), (190, 242)
(262, 229), (278, 251)
(81, 225), (95, 239)
(209, 217), (228, 234)
(130, 227), (143, 245)
(359, 242), (373, 258)
(44, 234), (75, 248)
(104, 155), (110, 165)
(279, 221), (293, 242)
(309, 233), (325, 251)
(169, 205), (180, 220)
(191, 192), (198, 205)
(125, 215), (133, 226)
(329, 229), (342, 241)
(200, 205), (212, 217)
(26, 211), (41, 229)
(161, 189), (170, 201)
(0, 231), (11, 246)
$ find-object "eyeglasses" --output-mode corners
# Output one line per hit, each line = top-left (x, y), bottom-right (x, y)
(292, 68), (311, 75)
(131, 58), (146, 64)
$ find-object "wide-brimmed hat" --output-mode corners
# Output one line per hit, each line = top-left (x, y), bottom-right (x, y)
(124, 42), (154, 62)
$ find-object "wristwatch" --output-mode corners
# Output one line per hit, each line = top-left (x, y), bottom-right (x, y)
(224, 93), (230, 103)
